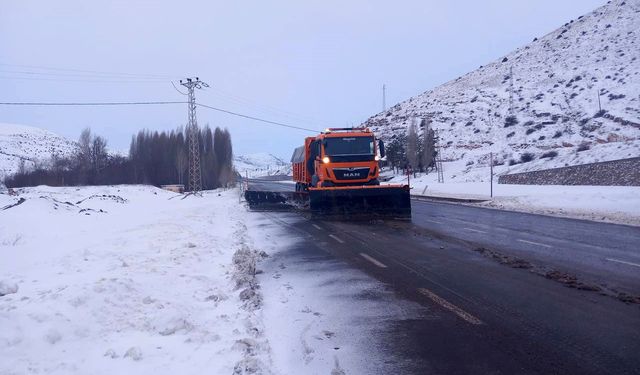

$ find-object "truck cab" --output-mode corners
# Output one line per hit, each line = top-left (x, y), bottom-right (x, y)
(293, 128), (385, 190)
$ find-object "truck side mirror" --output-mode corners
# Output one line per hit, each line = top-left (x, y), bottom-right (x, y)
(378, 140), (386, 158)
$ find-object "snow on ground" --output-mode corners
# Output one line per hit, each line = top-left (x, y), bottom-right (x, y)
(0, 184), (426, 374)
(0, 185), (273, 374)
(384, 164), (640, 226)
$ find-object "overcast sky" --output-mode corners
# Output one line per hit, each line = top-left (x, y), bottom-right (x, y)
(1, 0), (606, 159)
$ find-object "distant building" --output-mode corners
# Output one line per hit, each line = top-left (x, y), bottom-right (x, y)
(161, 184), (185, 193)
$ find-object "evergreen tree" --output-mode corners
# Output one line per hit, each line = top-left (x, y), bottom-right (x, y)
(406, 118), (419, 171)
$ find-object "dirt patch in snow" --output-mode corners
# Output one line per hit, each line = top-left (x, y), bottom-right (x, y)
(230, 223), (273, 374)
(232, 244), (268, 311)
(1, 197), (25, 210)
(474, 247), (534, 269)
(474, 247), (640, 305)
(76, 194), (128, 204)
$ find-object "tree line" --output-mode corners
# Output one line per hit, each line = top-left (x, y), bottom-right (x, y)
(384, 118), (437, 173)
(4, 125), (235, 190)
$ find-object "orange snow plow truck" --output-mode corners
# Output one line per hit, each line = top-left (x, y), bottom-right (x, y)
(291, 127), (411, 219)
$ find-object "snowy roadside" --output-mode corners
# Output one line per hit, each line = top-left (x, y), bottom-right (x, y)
(384, 167), (640, 226)
(0, 185), (272, 374)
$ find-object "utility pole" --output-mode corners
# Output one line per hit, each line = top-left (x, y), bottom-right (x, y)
(382, 84), (386, 112)
(490, 152), (494, 198)
(435, 130), (444, 183)
(180, 77), (209, 194)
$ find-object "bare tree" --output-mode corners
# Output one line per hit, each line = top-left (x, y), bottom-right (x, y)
(17, 159), (26, 175)
(175, 147), (187, 185)
(91, 136), (108, 173)
(214, 128), (234, 187)
(77, 127), (92, 171)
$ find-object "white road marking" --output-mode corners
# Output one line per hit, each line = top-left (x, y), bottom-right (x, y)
(328, 234), (345, 244)
(418, 288), (483, 325)
(312, 224), (323, 230)
(606, 258), (640, 268)
(463, 227), (487, 234)
(360, 253), (387, 268)
(517, 239), (552, 248)
(426, 219), (443, 224)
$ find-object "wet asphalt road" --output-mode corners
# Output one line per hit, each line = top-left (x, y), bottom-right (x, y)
(247, 179), (640, 374)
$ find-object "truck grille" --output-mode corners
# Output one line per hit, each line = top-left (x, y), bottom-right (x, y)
(332, 167), (370, 180)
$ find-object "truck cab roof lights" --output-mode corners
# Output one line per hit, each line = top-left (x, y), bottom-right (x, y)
(323, 127), (370, 133)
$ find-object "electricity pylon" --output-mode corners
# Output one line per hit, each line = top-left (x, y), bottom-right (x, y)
(180, 77), (209, 194)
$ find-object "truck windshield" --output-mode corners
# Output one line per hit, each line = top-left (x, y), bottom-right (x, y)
(324, 136), (374, 156)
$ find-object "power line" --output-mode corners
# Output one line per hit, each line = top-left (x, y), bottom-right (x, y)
(0, 62), (180, 80)
(0, 75), (170, 83)
(195, 102), (317, 132)
(0, 101), (186, 106)
(208, 87), (326, 127)
(0, 69), (168, 80)
(0, 100), (319, 132)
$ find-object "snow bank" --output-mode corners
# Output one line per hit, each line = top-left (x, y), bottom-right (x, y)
(385, 166), (640, 226)
(0, 280), (18, 296)
(0, 185), (272, 374)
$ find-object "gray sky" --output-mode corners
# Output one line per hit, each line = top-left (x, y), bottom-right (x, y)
(1, 0), (606, 159)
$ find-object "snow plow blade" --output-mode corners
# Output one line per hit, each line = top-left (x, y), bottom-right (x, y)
(309, 185), (411, 220)
(244, 190), (306, 211)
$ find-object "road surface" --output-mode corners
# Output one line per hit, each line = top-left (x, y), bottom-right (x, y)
(247, 179), (640, 374)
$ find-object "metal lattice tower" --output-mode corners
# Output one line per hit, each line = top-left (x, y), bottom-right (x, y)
(382, 84), (386, 112)
(180, 77), (209, 194)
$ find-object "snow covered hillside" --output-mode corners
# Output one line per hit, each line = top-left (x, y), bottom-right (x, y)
(365, 0), (639, 182)
(234, 152), (291, 178)
(0, 123), (77, 178)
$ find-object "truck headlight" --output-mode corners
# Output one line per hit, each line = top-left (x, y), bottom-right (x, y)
(375, 155), (381, 161)
(322, 156), (330, 164)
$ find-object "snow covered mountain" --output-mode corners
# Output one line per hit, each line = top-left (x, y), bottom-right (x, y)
(234, 152), (291, 178)
(364, 0), (639, 181)
(0, 123), (77, 178)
